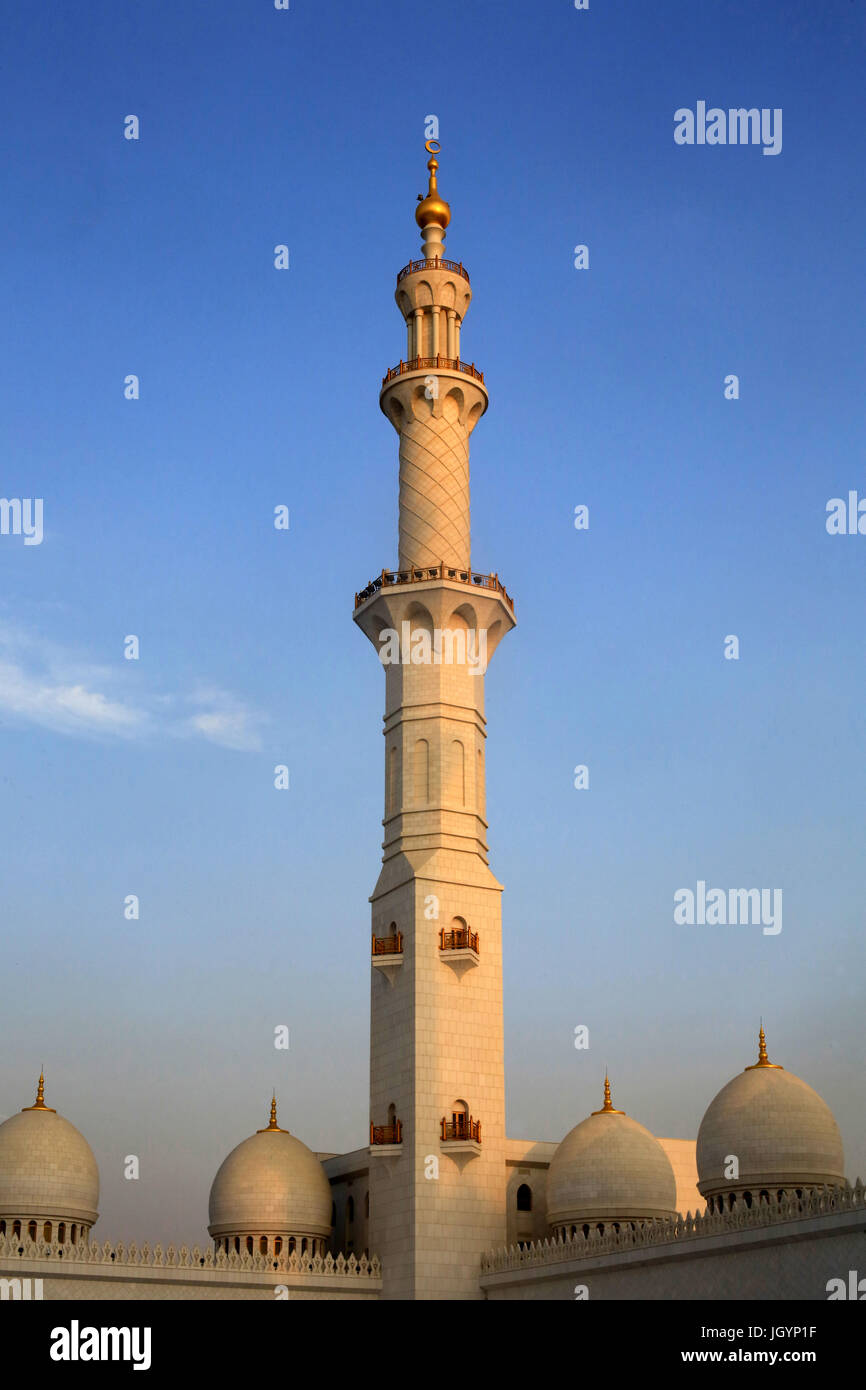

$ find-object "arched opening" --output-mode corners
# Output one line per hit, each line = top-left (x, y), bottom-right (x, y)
(743, 1191), (753, 1209)
(58, 1222), (66, 1243)
(259, 1236), (268, 1255)
(28, 1221), (37, 1242)
(413, 738), (429, 804)
(43, 1222), (52, 1242)
(516, 1183), (532, 1212)
(0, 1221), (5, 1236)
(234, 1237), (240, 1254)
(449, 739), (465, 805)
(477, 747), (485, 816)
(246, 1236), (253, 1255)
(387, 746), (397, 815)
(13, 1221), (21, 1239)
(70, 1224), (77, 1244)
(288, 1237), (296, 1254)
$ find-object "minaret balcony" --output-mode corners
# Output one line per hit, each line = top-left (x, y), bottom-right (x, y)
(439, 926), (479, 978)
(354, 565), (513, 613)
(371, 931), (403, 986)
(440, 927), (478, 953)
(382, 355), (484, 388)
(397, 256), (470, 286)
(370, 1121), (403, 1162)
(440, 1116), (482, 1166)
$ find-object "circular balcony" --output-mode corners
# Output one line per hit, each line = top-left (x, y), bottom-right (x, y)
(396, 256), (470, 286)
(381, 355), (484, 388)
(354, 564), (513, 613)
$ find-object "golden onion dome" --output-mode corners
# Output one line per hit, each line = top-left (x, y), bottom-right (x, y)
(415, 151), (451, 230)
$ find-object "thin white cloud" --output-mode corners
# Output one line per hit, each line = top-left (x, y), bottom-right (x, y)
(0, 622), (265, 751)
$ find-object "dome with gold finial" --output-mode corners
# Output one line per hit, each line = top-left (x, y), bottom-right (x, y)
(415, 144), (451, 230)
(696, 1027), (845, 1208)
(546, 1076), (678, 1235)
(207, 1096), (333, 1257)
(0, 1072), (99, 1242)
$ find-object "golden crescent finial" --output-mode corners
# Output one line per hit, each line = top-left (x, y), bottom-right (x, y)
(425, 139), (441, 155)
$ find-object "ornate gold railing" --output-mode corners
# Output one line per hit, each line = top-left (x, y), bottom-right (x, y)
(397, 256), (469, 285)
(441, 1116), (481, 1143)
(370, 1121), (403, 1145)
(372, 932), (403, 956)
(354, 565), (513, 612)
(381, 356), (484, 387)
(439, 927), (478, 953)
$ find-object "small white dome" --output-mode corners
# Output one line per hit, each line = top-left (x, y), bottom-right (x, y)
(697, 1031), (845, 1200)
(208, 1100), (332, 1241)
(0, 1076), (99, 1227)
(547, 1080), (678, 1229)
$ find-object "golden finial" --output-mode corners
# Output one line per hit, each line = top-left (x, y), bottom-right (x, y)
(415, 139), (451, 230)
(257, 1092), (286, 1133)
(22, 1069), (56, 1113)
(592, 1073), (626, 1115)
(745, 1024), (783, 1070)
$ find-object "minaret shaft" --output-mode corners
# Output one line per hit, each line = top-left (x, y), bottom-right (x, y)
(354, 148), (515, 1299)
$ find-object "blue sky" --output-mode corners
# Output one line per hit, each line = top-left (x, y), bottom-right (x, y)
(0, 0), (863, 1245)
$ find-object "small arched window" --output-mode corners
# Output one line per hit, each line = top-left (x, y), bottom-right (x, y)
(58, 1223), (66, 1243)
(13, 1221), (21, 1238)
(259, 1236), (268, 1255)
(246, 1236), (253, 1254)
(43, 1222), (52, 1242)
(28, 1221), (37, 1242)
(70, 1224), (77, 1244)
(516, 1183), (532, 1212)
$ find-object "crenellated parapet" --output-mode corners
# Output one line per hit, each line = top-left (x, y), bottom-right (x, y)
(0, 1231), (381, 1279)
(481, 1178), (865, 1274)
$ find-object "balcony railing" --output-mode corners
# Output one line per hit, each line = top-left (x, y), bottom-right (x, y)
(354, 565), (513, 613)
(382, 356), (484, 387)
(372, 932), (403, 956)
(441, 1116), (481, 1143)
(370, 1121), (403, 1145)
(396, 256), (470, 285)
(439, 927), (478, 953)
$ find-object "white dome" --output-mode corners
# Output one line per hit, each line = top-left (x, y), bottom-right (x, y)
(697, 1033), (845, 1200)
(208, 1101), (332, 1241)
(547, 1081), (677, 1229)
(0, 1077), (99, 1227)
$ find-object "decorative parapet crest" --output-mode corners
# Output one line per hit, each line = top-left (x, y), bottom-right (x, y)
(0, 1233), (381, 1280)
(480, 1180), (865, 1275)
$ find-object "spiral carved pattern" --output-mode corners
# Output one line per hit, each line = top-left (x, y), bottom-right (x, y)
(398, 413), (471, 570)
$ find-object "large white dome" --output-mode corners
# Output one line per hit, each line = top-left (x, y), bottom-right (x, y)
(208, 1099), (332, 1243)
(0, 1076), (99, 1228)
(547, 1080), (678, 1231)
(697, 1031), (845, 1202)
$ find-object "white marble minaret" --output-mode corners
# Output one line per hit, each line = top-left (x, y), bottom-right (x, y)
(353, 144), (515, 1299)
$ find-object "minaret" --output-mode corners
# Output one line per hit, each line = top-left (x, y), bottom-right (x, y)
(353, 143), (515, 1300)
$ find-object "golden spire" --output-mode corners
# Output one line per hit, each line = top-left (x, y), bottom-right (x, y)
(257, 1093), (287, 1133)
(415, 139), (451, 230)
(22, 1069), (56, 1113)
(591, 1073), (626, 1115)
(745, 1024), (784, 1070)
